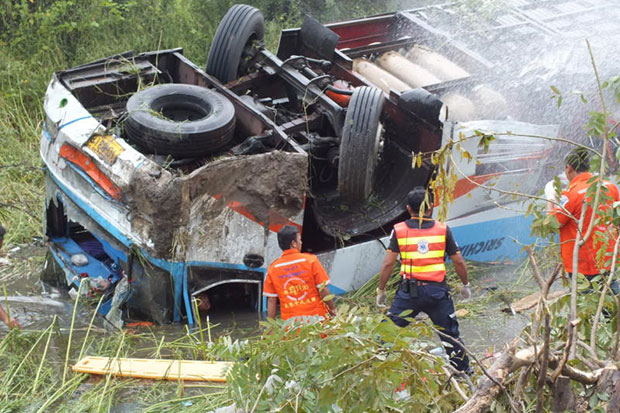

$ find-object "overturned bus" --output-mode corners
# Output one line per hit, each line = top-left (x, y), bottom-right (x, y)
(40, 3), (567, 324)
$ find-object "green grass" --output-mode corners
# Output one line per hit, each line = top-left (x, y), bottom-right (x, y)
(0, 312), (233, 412)
(0, 77), (45, 243)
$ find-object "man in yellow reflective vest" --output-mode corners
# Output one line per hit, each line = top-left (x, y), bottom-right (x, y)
(376, 187), (472, 374)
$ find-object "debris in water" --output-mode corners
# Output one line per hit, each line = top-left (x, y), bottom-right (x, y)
(104, 277), (131, 331)
(0, 296), (65, 309)
(506, 290), (569, 313)
(454, 308), (469, 318)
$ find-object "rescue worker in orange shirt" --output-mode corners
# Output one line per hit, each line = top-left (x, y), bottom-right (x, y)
(547, 148), (620, 292)
(263, 225), (336, 322)
(376, 187), (473, 374)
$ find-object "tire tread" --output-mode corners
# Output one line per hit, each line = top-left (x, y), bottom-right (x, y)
(206, 5), (264, 83)
(338, 86), (384, 202)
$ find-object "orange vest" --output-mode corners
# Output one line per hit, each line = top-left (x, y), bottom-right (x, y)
(395, 221), (447, 282)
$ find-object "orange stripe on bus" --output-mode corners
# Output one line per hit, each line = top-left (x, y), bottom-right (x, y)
(59, 144), (121, 199)
(213, 195), (302, 233)
(434, 173), (499, 207)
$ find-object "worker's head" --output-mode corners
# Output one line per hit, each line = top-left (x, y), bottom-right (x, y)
(564, 147), (590, 179)
(277, 225), (301, 251)
(406, 187), (433, 216)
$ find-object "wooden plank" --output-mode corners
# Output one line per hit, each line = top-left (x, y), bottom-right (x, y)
(509, 290), (568, 313)
(72, 356), (234, 382)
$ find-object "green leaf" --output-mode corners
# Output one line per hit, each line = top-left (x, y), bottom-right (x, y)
(548, 215), (561, 230)
(598, 392), (610, 401)
(590, 393), (599, 408)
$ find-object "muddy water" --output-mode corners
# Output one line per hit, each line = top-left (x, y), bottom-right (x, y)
(0, 245), (261, 335)
(459, 306), (529, 354)
(457, 263), (535, 355)
(1, 245), (534, 357)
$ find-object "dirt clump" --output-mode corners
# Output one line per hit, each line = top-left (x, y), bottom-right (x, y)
(121, 151), (308, 259)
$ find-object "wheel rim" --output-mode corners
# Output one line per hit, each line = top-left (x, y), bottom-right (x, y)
(237, 36), (261, 78)
(366, 123), (384, 195)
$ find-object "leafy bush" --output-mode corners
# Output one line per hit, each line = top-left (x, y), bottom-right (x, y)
(218, 304), (464, 412)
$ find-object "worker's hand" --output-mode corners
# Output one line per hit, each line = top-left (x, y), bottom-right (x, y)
(544, 179), (557, 202)
(328, 306), (337, 317)
(461, 284), (472, 300)
(376, 288), (387, 308)
(7, 318), (20, 329)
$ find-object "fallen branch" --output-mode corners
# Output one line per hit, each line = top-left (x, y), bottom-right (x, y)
(433, 327), (516, 400)
(453, 339), (521, 413)
(528, 259), (562, 348)
(576, 340), (604, 369)
(547, 358), (601, 385)
(428, 328), (521, 412)
(567, 203), (588, 362)
(516, 346), (602, 385)
(552, 317), (579, 382)
(440, 365), (469, 402)
(453, 343), (604, 412)
(513, 364), (534, 406)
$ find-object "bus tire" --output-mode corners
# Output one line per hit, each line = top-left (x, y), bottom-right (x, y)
(124, 84), (236, 158)
(338, 86), (385, 202)
(206, 4), (265, 83)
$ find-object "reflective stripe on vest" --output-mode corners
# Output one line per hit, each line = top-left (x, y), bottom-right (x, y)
(395, 220), (447, 282)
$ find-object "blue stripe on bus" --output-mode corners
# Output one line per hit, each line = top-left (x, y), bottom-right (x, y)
(59, 116), (93, 130)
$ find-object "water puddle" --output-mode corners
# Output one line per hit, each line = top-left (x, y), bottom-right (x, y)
(1, 245), (540, 356)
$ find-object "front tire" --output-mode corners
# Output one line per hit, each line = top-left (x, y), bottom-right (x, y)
(338, 86), (385, 202)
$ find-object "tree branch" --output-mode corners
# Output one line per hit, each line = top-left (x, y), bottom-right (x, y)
(453, 339), (522, 413)
(566, 205), (588, 362)
(591, 235), (620, 357)
(536, 314), (550, 413)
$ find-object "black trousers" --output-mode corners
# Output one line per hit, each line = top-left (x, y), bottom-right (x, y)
(388, 282), (470, 372)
